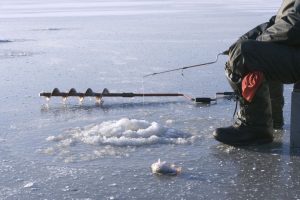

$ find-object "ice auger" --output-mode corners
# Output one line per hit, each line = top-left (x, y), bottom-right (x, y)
(39, 88), (235, 104)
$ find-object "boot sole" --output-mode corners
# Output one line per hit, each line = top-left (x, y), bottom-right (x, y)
(214, 134), (273, 146)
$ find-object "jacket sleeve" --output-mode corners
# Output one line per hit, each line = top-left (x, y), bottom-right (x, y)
(240, 16), (276, 40)
(224, 16), (276, 54)
(257, 0), (300, 46)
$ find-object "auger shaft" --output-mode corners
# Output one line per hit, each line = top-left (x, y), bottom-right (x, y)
(39, 88), (184, 98)
(40, 92), (184, 98)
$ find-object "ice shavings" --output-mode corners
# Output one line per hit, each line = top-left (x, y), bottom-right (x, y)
(43, 118), (196, 161)
(47, 118), (193, 147)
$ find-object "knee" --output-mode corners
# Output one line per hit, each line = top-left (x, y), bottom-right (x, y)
(240, 40), (257, 56)
(228, 40), (257, 62)
(227, 40), (257, 76)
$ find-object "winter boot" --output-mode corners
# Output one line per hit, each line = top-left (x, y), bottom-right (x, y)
(213, 77), (274, 146)
(269, 81), (284, 129)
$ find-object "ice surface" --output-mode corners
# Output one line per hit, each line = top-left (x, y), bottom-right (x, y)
(0, 0), (298, 199)
(0, 0), (185, 18)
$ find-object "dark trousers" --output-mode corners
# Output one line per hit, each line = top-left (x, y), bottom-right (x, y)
(229, 40), (300, 83)
(227, 40), (300, 127)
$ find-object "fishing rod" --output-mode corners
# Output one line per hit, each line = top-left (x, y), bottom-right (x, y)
(39, 88), (236, 104)
(39, 51), (234, 105)
(143, 51), (227, 78)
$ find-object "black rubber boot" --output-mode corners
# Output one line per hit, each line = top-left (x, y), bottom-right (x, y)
(214, 77), (274, 146)
(213, 122), (273, 146)
(269, 81), (284, 129)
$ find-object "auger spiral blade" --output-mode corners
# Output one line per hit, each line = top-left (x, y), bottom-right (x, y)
(39, 88), (185, 99)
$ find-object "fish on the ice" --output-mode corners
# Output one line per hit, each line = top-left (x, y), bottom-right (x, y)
(151, 159), (181, 176)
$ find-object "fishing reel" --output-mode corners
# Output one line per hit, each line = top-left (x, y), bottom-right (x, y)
(192, 92), (236, 104)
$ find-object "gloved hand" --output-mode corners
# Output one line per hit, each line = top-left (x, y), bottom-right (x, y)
(223, 38), (242, 56)
(222, 49), (229, 55)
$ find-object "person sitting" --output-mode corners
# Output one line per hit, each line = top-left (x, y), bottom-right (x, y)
(214, 0), (300, 145)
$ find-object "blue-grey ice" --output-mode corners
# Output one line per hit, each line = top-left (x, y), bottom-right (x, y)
(1, 0), (300, 199)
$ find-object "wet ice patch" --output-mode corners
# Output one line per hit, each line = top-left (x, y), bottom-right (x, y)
(0, 39), (13, 43)
(0, 39), (33, 43)
(31, 27), (73, 31)
(44, 118), (195, 161)
(0, 50), (37, 59)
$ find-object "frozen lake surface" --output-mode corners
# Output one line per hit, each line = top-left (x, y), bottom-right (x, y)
(1, 0), (300, 199)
